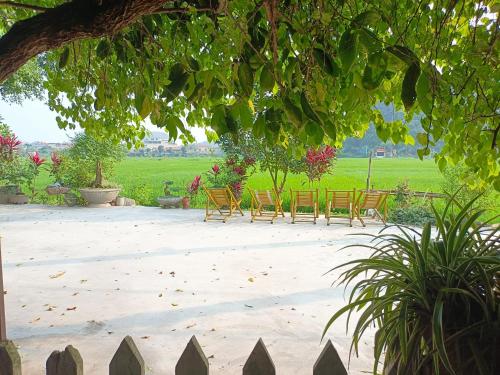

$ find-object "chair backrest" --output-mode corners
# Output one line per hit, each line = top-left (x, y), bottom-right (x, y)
(359, 192), (387, 209)
(292, 190), (316, 207)
(326, 190), (353, 209)
(253, 190), (275, 206)
(204, 186), (231, 206)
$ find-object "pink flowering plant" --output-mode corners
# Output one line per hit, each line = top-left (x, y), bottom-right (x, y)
(49, 152), (64, 184)
(304, 145), (337, 184)
(26, 151), (46, 198)
(204, 156), (256, 200)
(0, 132), (28, 187)
(185, 175), (202, 202)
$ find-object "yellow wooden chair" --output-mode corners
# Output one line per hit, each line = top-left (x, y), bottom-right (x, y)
(249, 188), (285, 224)
(353, 190), (388, 226)
(325, 189), (355, 226)
(290, 189), (319, 224)
(203, 185), (243, 223)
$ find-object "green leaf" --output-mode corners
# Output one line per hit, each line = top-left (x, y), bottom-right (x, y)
(401, 62), (421, 110)
(283, 97), (303, 128)
(339, 28), (357, 72)
(210, 105), (228, 135)
(238, 63), (254, 97)
(188, 57), (200, 71)
(313, 48), (341, 77)
(260, 63), (275, 92)
(253, 113), (266, 138)
(386, 45), (418, 65)
(416, 71), (432, 114)
(59, 47), (70, 69)
(300, 92), (322, 124)
(96, 40), (111, 59)
(362, 51), (388, 90)
(161, 63), (189, 102)
(351, 10), (381, 28)
(166, 116), (183, 141)
(323, 120), (337, 141)
(416, 132), (427, 146)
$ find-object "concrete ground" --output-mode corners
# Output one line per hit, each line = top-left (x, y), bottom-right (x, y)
(0, 205), (389, 374)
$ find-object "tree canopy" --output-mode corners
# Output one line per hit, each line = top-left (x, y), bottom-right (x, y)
(0, 0), (498, 187)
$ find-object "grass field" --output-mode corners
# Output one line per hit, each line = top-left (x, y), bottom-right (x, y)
(35, 156), (446, 210)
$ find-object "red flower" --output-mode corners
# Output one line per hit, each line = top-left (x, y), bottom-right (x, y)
(29, 151), (45, 167)
(188, 175), (201, 195)
(226, 158), (236, 166)
(232, 182), (242, 192)
(244, 157), (256, 166)
(0, 134), (22, 154)
(233, 166), (245, 176)
(51, 152), (62, 166)
(212, 164), (220, 174)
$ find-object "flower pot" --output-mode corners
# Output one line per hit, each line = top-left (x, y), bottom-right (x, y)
(157, 196), (182, 208)
(8, 193), (29, 205)
(0, 185), (18, 204)
(46, 185), (71, 195)
(79, 188), (121, 208)
(182, 196), (190, 209)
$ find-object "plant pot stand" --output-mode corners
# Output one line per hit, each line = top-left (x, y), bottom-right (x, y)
(157, 196), (182, 208)
(46, 186), (71, 205)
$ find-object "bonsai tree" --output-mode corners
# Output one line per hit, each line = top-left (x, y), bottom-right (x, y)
(62, 133), (125, 188)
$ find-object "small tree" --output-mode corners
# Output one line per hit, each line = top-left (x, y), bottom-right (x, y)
(218, 131), (304, 194)
(62, 133), (125, 188)
(303, 145), (337, 185)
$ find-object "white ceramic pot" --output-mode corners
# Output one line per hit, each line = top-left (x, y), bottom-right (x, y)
(79, 188), (121, 208)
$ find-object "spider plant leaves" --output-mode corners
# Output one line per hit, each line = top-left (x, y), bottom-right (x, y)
(325, 195), (500, 374)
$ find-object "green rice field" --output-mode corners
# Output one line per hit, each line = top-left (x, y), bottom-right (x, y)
(36, 156), (446, 210)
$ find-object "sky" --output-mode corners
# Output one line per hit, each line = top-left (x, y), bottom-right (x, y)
(0, 99), (207, 143)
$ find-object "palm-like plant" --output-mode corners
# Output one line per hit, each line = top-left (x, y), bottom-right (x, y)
(325, 196), (500, 374)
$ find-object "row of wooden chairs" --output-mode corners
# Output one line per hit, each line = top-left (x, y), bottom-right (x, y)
(202, 185), (388, 226)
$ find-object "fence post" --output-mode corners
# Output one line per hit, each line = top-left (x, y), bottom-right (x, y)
(46, 345), (83, 375)
(313, 340), (347, 375)
(0, 340), (21, 375)
(175, 336), (208, 375)
(109, 336), (144, 375)
(243, 338), (275, 375)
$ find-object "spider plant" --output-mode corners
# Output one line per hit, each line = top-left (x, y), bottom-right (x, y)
(324, 195), (500, 374)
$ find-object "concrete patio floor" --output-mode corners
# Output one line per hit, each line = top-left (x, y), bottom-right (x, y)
(0, 204), (390, 374)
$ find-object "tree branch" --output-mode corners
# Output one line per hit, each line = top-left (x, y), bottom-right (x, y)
(0, 0), (218, 83)
(0, 1), (49, 12)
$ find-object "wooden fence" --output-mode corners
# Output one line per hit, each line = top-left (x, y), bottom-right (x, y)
(0, 335), (349, 375)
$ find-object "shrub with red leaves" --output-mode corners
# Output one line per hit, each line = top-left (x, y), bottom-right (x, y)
(304, 145), (336, 183)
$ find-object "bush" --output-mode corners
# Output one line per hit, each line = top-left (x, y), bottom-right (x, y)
(326, 196), (500, 374)
(388, 180), (435, 226)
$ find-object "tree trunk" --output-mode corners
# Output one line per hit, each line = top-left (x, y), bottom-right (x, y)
(94, 160), (103, 188)
(0, 0), (170, 83)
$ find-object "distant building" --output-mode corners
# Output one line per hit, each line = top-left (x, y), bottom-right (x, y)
(142, 131), (181, 152)
(375, 147), (386, 158)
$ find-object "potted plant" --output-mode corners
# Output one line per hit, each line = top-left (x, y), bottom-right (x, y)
(157, 180), (182, 208)
(0, 130), (29, 204)
(62, 133), (124, 207)
(204, 157), (256, 201)
(182, 175), (201, 209)
(46, 152), (70, 195)
(325, 195), (500, 374)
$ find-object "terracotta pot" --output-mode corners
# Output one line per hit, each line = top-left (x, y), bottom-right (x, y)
(46, 186), (70, 195)
(182, 196), (190, 209)
(8, 193), (29, 205)
(79, 188), (121, 208)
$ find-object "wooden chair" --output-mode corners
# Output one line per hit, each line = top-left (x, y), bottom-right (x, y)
(203, 185), (243, 223)
(325, 189), (355, 226)
(290, 189), (319, 224)
(249, 188), (285, 224)
(353, 190), (388, 226)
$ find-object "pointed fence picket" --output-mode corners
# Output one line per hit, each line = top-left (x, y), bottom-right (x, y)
(0, 336), (348, 374)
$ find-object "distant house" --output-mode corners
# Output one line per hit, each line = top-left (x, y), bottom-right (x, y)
(142, 132), (182, 153)
(375, 147), (386, 158)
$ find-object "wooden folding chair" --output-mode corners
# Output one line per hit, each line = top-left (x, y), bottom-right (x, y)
(249, 188), (285, 223)
(203, 185), (244, 223)
(325, 189), (355, 226)
(290, 189), (319, 224)
(353, 190), (388, 226)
